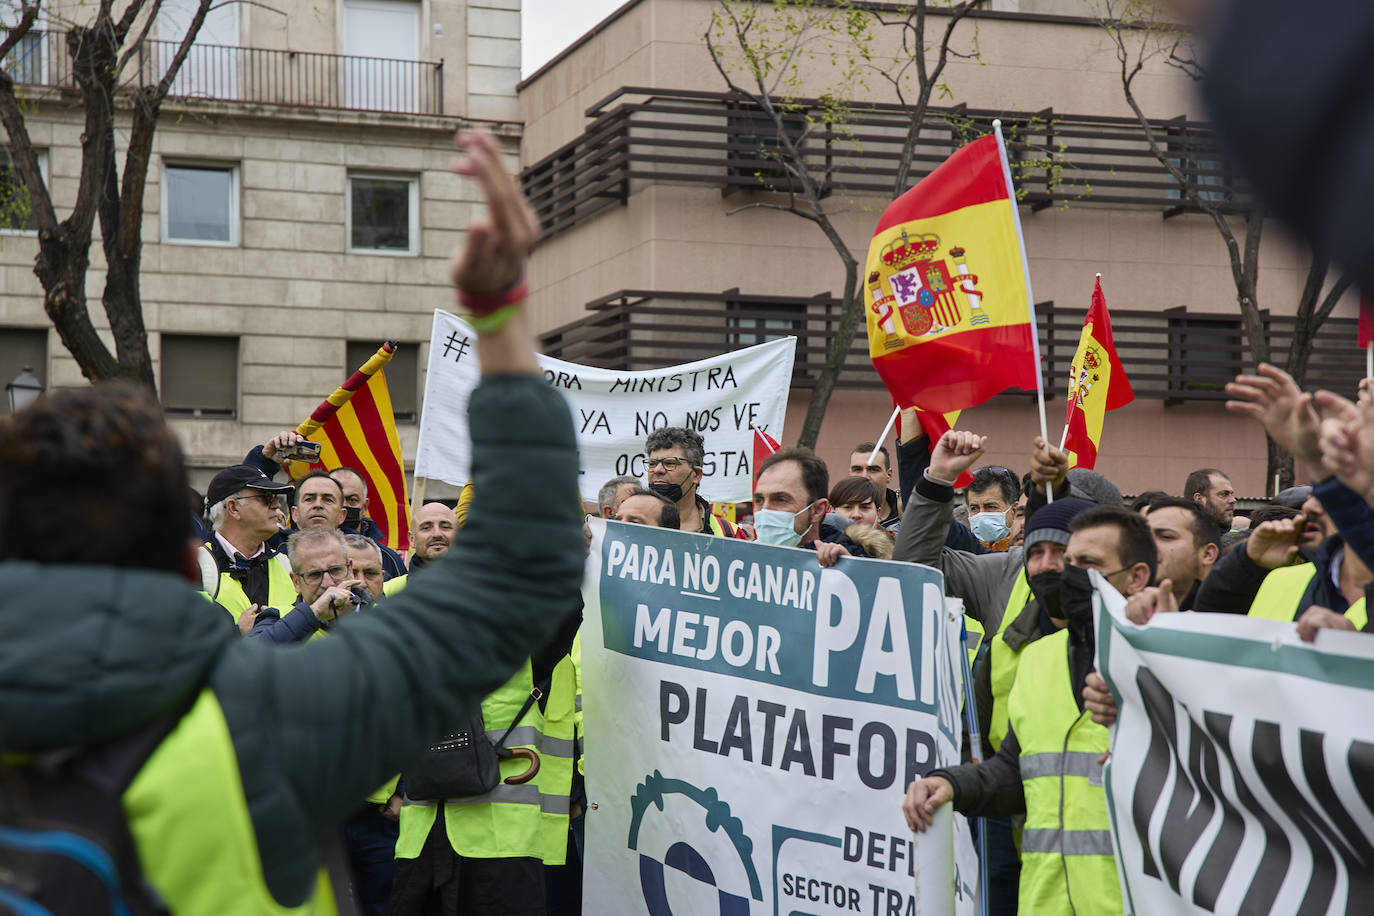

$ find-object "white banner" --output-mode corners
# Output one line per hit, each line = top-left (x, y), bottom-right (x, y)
(414, 310), (796, 503)
(580, 518), (978, 915)
(1096, 585), (1374, 915)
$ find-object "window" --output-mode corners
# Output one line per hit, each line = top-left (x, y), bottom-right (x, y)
(726, 301), (804, 347)
(162, 162), (239, 245)
(161, 334), (238, 417)
(0, 327), (46, 414)
(1165, 122), (1231, 205)
(1166, 310), (1243, 396)
(348, 174), (418, 254)
(346, 341), (418, 422)
(341, 0), (420, 112)
(0, 147), (46, 234)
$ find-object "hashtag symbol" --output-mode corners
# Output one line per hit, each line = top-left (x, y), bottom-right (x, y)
(441, 331), (471, 363)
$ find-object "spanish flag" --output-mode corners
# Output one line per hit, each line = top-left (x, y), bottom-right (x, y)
(290, 341), (412, 550)
(1062, 278), (1133, 470)
(864, 133), (1039, 413)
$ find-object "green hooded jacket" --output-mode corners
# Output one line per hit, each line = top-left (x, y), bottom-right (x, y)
(0, 376), (585, 908)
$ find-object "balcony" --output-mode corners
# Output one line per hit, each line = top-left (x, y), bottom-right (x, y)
(539, 290), (1363, 403)
(520, 87), (1247, 240)
(2, 30), (444, 115)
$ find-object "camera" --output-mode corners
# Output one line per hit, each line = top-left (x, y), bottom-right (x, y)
(347, 585), (372, 606)
(277, 440), (322, 462)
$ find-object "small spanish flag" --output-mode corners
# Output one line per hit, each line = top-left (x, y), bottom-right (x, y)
(1062, 278), (1133, 470)
(864, 133), (1039, 413)
(1359, 296), (1374, 348)
(289, 342), (412, 550)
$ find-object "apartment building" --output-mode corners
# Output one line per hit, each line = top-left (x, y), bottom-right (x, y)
(517, 0), (1363, 496)
(1, 0), (519, 492)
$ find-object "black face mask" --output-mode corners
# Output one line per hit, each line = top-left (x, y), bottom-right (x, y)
(1027, 565), (1097, 629)
(649, 481), (684, 504)
(341, 506), (364, 531)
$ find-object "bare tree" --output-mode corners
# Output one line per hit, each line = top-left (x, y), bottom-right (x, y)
(705, 0), (987, 449)
(1, 0), (216, 387)
(1097, 0), (1353, 488)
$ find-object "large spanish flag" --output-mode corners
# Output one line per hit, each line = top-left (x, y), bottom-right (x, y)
(865, 133), (1039, 412)
(290, 341), (412, 550)
(1062, 277), (1133, 469)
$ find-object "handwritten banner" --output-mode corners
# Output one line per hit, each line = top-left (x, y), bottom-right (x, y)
(414, 310), (796, 503)
(1096, 585), (1374, 915)
(580, 519), (978, 915)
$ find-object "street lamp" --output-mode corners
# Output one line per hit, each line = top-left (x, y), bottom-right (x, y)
(6, 366), (43, 412)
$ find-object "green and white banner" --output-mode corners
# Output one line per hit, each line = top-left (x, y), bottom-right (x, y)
(1096, 582), (1374, 915)
(580, 519), (977, 916)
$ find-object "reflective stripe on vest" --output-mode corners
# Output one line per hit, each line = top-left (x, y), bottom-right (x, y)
(1248, 562), (1368, 629)
(988, 568), (1033, 751)
(124, 690), (334, 914)
(964, 615), (986, 668)
(396, 654), (576, 865)
(1007, 629), (1121, 915)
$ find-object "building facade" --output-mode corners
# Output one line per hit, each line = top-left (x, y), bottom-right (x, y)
(517, 0), (1363, 498)
(1, 0), (520, 495)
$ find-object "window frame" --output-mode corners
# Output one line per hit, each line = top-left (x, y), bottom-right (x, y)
(0, 147), (48, 236)
(160, 159), (241, 247)
(159, 332), (240, 419)
(346, 171), (420, 256)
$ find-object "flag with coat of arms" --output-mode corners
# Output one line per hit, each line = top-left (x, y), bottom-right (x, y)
(1062, 277), (1133, 469)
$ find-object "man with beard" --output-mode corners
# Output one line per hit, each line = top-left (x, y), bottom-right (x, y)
(904, 507), (1156, 916)
(643, 427), (747, 538)
(408, 502), (459, 574)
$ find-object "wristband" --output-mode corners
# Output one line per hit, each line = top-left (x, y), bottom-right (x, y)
(457, 277), (528, 315)
(463, 303), (522, 335)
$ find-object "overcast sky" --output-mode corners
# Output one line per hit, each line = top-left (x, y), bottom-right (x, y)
(521, 0), (627, 78)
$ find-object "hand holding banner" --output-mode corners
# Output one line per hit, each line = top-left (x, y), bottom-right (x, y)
(580, 519), (979, 915)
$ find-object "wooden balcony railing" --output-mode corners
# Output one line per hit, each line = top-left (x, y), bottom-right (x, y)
(520, 87), (1245, 240)
(539, 290), (1363, 402)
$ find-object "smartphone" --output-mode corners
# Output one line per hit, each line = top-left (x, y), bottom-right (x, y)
(279, 440), (322, 462)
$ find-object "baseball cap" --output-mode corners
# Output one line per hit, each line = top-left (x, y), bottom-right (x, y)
(206, 465), (293, 509)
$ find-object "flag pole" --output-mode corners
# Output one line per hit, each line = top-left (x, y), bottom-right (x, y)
(994, 119), (1052, 501)
(867, 406), (901, 467)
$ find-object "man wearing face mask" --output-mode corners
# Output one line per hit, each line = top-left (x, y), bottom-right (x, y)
(643, 427), (748, 538)
(330, 467), (406, 580)
(754, 448), (868, 565)
(904, 506), (1156, 916)
(965, 466), (1020, 552)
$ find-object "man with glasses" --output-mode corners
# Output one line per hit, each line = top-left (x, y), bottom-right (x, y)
(643, 427), (747, 538)
(246, 528), (365, 643)
(204, 464), (297, 626)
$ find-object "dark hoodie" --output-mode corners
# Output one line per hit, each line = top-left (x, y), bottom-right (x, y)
(0, 376), (585, 908)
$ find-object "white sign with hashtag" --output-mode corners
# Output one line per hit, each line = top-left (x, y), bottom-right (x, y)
(414, 309), (796, 503)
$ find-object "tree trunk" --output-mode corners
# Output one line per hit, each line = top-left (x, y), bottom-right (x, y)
(1266, 433), (1293, 495)
(797, 261), (861, 448)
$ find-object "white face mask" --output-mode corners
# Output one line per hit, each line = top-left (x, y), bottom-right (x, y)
(753, 501), (814, 547)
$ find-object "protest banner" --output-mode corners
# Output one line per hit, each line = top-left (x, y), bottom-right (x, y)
(1096, 581), (1374, 915)
(580, 519), (978, 915)
(414, 310), (795, 503)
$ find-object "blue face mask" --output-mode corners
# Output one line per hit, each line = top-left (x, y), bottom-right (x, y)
(753, 502), (814, 547)
(969, 510), (1010, 544)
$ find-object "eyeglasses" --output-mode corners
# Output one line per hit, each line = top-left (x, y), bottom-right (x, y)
(235, 492), (281, 507)
(646, 457), (694, 470)
(300, 564), (348, 586)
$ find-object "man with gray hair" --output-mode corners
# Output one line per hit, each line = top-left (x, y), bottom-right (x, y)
(203, 464), (297, 625)
(644, 427), (746, 538)
(246, 527), (366, 643)
(597, 475), (640, 520)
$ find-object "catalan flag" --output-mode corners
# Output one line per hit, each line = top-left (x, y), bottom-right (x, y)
(290, 341), (412, 550)
(864, 133), (1039, 413)
(1062, 278), (1133, 470)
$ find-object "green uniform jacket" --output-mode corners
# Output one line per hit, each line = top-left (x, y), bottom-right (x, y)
(0, 376), (585, 909)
